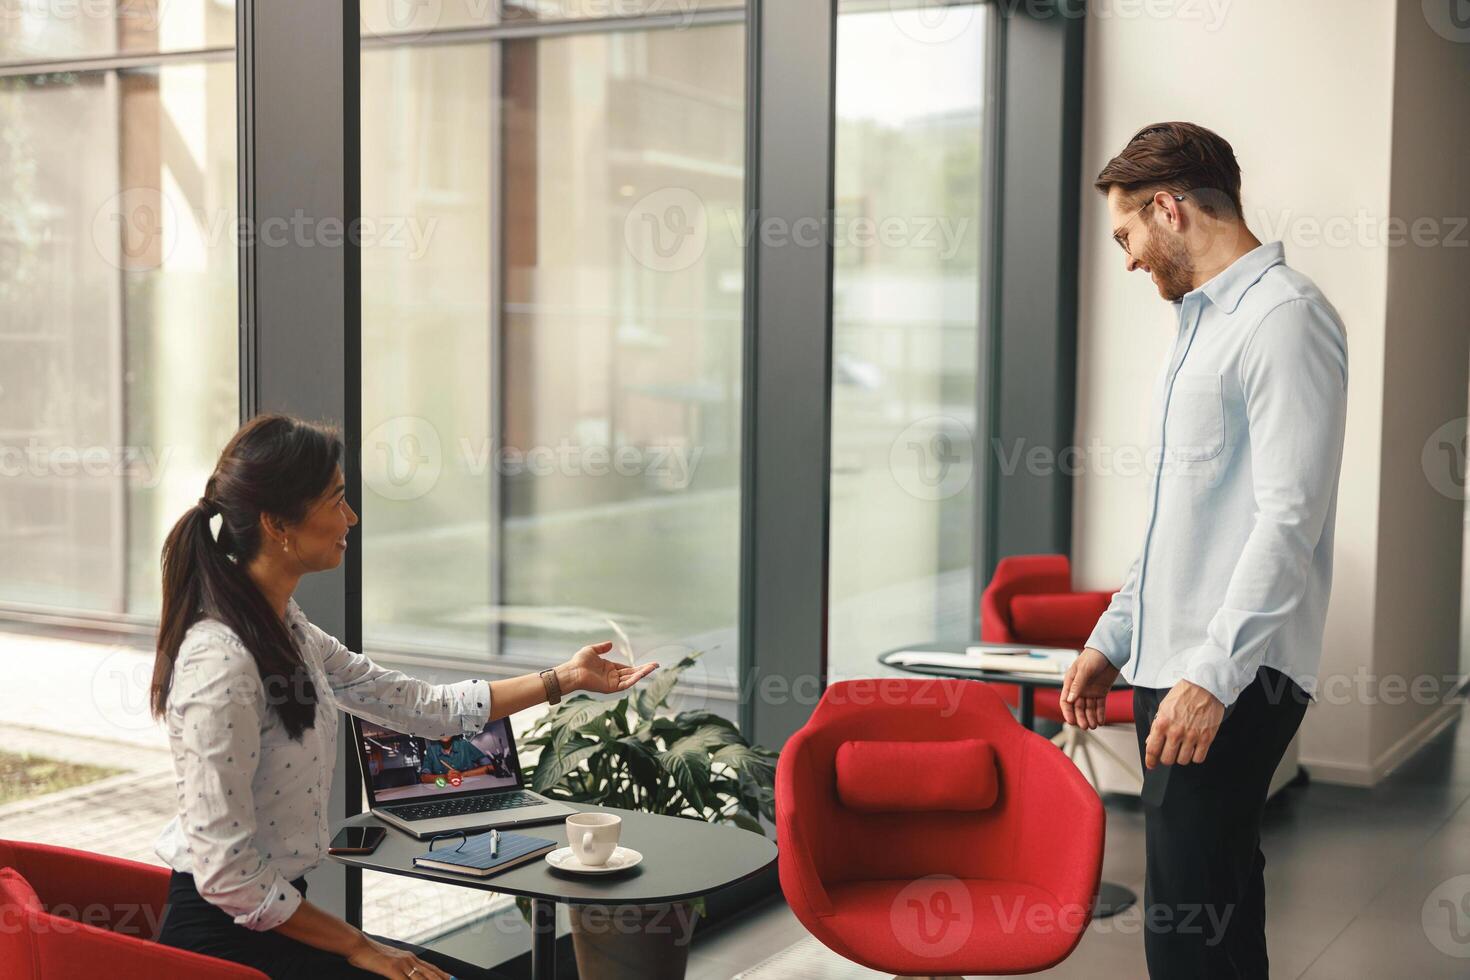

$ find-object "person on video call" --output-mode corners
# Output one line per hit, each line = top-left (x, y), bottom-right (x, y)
(150, 413), (660, 980)
(417, 734), (496, 784)
(1061, 122), (1347, 979)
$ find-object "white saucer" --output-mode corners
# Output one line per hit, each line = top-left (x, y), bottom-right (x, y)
(546, 845), (643, 875)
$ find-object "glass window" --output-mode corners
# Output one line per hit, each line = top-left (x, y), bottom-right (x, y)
(0, 61), (237, 616)
(826, 2), (988, 678)
(0, 54), (237, 865)
(359, 16), (745, 940)
(361, 24), (745, 682)
(0, 1), (235, 66)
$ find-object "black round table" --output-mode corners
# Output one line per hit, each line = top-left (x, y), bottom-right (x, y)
(879, 641), (1137, 919)
(329, 804), (777, 979)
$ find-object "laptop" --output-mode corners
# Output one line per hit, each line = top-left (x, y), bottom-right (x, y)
(350, 714), (573, 840)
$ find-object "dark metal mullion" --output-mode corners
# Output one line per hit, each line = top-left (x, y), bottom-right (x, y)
(237, 0), (257, 420)
(739, 0), (838, 748)
(236, 0), (360, 922)
(987, 4), (1085, 569)
(971, 0), (1007, 621)
(341, 0), (365, 932)
(735, 0), (761, 740)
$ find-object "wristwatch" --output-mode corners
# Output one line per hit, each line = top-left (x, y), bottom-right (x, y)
(539, 667), (562, 706)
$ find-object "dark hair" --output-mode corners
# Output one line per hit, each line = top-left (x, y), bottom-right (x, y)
(1094, 121), (1243, 219)
(151, 413), (343, 739)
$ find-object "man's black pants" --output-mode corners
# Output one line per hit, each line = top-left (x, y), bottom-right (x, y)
(1132, 666), (1310, 980)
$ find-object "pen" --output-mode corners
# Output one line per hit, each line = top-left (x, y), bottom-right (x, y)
(490, 829), (500, 858)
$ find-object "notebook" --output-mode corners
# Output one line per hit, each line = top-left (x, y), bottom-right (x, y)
(412, 830), (558, 878)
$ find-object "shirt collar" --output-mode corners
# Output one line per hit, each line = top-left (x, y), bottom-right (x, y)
(285, 596), (306, 632)
(1195, 240), (1285, 314)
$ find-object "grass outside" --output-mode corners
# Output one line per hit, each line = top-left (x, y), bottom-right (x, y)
(0, 747), (126, 807)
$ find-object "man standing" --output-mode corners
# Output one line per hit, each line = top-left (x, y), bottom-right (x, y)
(1061, 122), (1347, 978)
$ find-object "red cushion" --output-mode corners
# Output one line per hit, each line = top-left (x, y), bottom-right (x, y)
(1009, 592), (1111, 646)
(835, 738), (998, 812)
(0, 868), (43, 915)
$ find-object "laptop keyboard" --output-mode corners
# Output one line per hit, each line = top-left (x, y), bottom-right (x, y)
(387, 791), (542, 822)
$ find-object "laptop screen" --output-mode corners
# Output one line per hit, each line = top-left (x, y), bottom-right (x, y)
(355, 716), (524, 805)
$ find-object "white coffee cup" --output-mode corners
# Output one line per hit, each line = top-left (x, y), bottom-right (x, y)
(567, 812), (621, 867)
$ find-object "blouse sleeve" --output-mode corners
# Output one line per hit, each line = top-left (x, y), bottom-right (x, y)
(299, 619), (492, 738)
(168, 631), (303, 931)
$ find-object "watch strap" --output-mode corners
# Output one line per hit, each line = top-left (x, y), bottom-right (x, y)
(539, 667), (562, 705)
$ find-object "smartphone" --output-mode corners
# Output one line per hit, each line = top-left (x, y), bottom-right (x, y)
(329, 826), (386, 855)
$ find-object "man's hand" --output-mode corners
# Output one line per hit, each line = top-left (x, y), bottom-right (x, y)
(1144, 680), (1225, 769)
(1061, 647), (1121, 730)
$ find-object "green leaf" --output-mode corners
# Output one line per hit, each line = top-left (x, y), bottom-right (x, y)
(531, 740), (602, 794)
(672, 711), (741, 736)
(656, 726), (725, 812)
(711, 742), (775, 778)
(729, 811), (766, 835)
(634, 652), (702, 719)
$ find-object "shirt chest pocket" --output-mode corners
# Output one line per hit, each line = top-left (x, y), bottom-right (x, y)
(1166, 372), (1225, 462)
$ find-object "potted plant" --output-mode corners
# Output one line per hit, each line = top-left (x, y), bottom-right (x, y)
(517, 650), (777, 980)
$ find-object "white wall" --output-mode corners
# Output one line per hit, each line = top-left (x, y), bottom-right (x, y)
(1369, 0), (1470, 769)
(1070, 0), (1470, 784)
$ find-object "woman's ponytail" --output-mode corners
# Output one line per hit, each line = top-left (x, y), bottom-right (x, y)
(151, 415), (337, 740)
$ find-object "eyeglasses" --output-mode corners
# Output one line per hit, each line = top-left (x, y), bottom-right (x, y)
(1111, 193), (1185, 256)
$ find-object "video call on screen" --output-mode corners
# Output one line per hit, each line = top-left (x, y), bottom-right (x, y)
(359, 718), (518, 803)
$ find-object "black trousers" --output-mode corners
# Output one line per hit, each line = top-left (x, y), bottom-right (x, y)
(1132, 666), (1309, 980)
(156, 870), (504, 980)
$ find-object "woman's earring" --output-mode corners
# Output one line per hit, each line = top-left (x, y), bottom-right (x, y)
(282, 539), (288, 552)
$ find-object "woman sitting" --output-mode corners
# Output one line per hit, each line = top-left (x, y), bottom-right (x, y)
(151, 413), (657, 980)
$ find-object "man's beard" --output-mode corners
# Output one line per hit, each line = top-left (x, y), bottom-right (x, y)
(1141, 232), (1194, 302)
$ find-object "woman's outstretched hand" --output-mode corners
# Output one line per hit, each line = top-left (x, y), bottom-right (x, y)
(561, 641), (659, 695)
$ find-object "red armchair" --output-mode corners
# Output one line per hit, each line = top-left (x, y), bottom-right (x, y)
(776, 677), (1103, 976)
(982, 555), (1139, 788)
(0, 839), (266, 979)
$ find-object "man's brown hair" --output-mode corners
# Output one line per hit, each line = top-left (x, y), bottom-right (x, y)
(1094, 121), (1243, 219)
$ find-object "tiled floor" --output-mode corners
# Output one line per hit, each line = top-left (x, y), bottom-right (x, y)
(689, 701), (1470, 979)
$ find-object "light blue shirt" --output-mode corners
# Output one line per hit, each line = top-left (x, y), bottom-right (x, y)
(1085, 241), (1348, 706)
